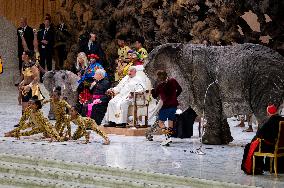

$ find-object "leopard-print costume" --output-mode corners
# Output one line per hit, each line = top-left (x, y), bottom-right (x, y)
(71, 115), (108, 143)
(43, 99), (71, 137)
(19, 109), (61, 141)
(7, 106), (35, 138)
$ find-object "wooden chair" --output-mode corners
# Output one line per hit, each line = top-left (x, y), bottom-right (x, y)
(128, 90), (151, 128)
(253, 121), (284, 176)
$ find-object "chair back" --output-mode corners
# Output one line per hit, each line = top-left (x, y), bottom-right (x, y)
(131, 91), (149, 106)
(275, 121), (284, 153)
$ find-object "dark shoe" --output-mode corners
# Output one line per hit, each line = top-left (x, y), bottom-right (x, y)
(116, 123), (126, 128)
(14, 124), (20, 127)
(104, 122), (117, 127)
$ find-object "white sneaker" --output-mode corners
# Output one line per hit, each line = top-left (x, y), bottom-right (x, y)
(160, 138), (172, 146)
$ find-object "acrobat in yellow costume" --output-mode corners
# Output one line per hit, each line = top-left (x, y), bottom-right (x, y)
(43, 98), (71, 137)
(71, 115), (109, 144)
(5, 107), (61, 141)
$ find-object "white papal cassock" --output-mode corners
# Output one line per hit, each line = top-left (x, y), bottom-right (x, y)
(104, 75), (146, 124)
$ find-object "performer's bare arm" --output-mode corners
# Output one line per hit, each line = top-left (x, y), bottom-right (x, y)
(63, 100), (72, 110)
(42, 99), (51, 105)
(23, 66), (40, 93)
(30, 65), (40, 85)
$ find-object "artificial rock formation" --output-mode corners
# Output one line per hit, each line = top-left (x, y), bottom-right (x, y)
(0, 16), (18, 89)
(145, 43), (284, 145)
(54, 0), (283, 70)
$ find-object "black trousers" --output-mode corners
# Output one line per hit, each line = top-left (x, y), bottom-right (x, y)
(55, 45), (66, 70)
(81, 103), (108, 125)
(39, 49), (52, 71)
(18, 54), (23, 72)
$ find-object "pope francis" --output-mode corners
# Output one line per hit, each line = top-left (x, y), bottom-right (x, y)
(104, 66), (146, 125)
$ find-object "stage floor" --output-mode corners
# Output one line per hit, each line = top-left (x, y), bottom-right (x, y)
(0, 87), (283, 188)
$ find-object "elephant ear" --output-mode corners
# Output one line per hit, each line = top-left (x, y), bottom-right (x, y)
(66, 71), (80, 92)
(42, 71), (56, 93)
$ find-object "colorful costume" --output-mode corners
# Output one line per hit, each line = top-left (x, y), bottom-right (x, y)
(118, 46), (131, 60)
(8, 108), (61, 141)
(21, 61), (44, 102)
(43, 98), (71, 137)
(77, 61), (105, 104)
(122, 62), (133, 78)
(6, 106), (35, 137)
(78, 61), (104, 84)
(71, 115), (108, 143)
(137, 47), (148, 60)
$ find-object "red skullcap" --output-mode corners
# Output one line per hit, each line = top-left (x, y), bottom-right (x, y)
(87, 54), (99, 60)
(267, 104), (277, 115)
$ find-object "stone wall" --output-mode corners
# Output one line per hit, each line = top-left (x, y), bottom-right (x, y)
(0, 16), (18, 89)
(53, 0), (283, 69)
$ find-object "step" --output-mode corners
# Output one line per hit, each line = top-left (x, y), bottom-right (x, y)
(0, 153), (260, 188)
(0, 161), (165, 188)
(0, 173), (106, 188)
(100, 127), (154, 136)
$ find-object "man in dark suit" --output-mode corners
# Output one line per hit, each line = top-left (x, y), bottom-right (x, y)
(54, 16), (71, 70)
(80, 32), (105, 60)
(17, 17), (34, 73)
(37, 18), (55, 72)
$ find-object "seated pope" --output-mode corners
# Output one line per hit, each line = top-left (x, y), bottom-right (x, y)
(104, 66), (146, 126)
(81, 69), (111, 125)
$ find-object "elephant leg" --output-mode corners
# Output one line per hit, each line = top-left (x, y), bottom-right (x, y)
(48, 103), (55, 120)
(202, 114), (233, 145)
(201, 85), (233, 145)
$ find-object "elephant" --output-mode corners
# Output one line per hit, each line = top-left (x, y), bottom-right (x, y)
(43, 70), (80, 119)
(145, 43), (284, 145)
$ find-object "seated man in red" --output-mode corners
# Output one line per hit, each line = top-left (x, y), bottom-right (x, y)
(242, 104), (284, 174)
(81, 69), (110, 125)
(255, 105), (284, 149)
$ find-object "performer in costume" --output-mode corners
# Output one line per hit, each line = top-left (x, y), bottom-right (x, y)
(4, 105), (34, 138)
(115, 58), (126, 81)
(70, 105), (110, 145)
(78, 54), (104, 84)
(17, 50), (44, 123)
(5, 96), (62, 142)
(77, 54), (105, 105)
(135, 37), (148, 61)
(117, 35), (131, 61)
(42, 87), (72, 138)
(17, 28), (45, 105)
(131, 52), (143, 66)
(121, 50), (134, 78)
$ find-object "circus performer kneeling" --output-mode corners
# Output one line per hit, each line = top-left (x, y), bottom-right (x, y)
(5, 96), (62, 142)
(70, 105), (110, 145)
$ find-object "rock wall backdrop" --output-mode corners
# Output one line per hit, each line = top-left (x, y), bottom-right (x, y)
(0, 0), (283, 70)
(0, 16), (18, 89)
(53, 0), (284, 69)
